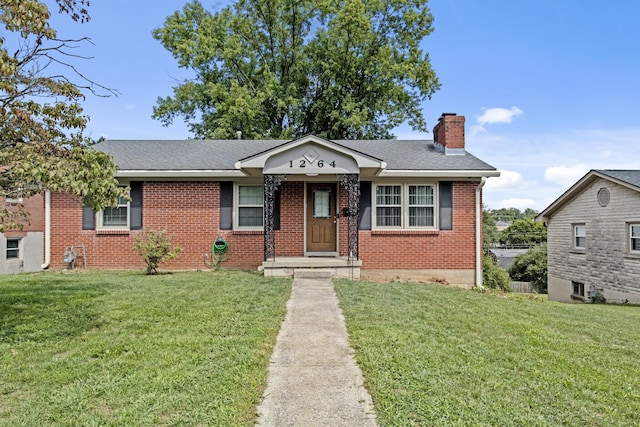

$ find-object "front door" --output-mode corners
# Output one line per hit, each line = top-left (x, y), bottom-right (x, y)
(306, 183), (337, 253)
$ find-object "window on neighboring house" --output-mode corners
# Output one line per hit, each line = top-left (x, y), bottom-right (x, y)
(237, 185), (263, 228)
(572, 281), (585, 298)
(573, 224), (586, 249)
(6, 238), (20, 259)
(99, 194), (129, 229)
(374, 183), (436, 229)
(5, 197), (23, 204)
(630, 224), (640, 253)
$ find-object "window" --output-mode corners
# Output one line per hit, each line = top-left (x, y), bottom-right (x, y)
(100, 194), (129, 229)
(573, 224), (586, 249)
(6, 238), (20, 259)
(572, 281), (585, 298)
(375, 185), (401, 227)
(5, 197), (23, 204)
(313, 189), (331, 218)
(237, 185), (263, 228)
(374, 183), (436, 229)
(408, 185), (434, 227)
(630, 224), (640, 253)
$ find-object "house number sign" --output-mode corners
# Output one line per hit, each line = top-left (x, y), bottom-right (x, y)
(289, 148), (337, 169)
(289, 159), (336, 168)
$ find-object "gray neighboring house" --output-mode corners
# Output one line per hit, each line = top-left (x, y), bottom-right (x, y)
(536, 170), (640, 303)
(0, 194), (46, 274)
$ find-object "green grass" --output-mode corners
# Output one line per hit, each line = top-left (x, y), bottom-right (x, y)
(335, 280), (640, 426)
(0, 270), (291, 426)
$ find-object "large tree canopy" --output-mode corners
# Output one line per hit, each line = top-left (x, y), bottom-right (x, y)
(0, 0), (126, 231)
(152, 0), (440, 140)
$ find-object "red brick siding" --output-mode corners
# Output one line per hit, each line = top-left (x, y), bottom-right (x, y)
(274, 181), (305, 256)
(2, 194), (44, 235)
(358, 182), (477, 269)
(50, 180), (479, 271)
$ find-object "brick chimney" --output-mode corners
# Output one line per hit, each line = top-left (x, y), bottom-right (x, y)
(433, 113), (465, 154)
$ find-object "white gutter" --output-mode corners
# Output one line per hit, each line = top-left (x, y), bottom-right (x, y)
(377, 170), (501, 178)
(41, 190), (51, 269)
(475, 177), (486, 288)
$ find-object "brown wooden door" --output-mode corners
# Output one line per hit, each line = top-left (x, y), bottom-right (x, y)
(306, 183), (337, 253)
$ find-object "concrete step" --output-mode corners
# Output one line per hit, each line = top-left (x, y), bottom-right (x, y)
(293, 269), (333, 279)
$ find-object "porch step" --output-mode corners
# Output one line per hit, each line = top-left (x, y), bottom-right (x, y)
(293, 269), (333, 279)
(262, 256), (361, 280)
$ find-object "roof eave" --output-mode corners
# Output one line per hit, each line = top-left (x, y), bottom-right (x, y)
(116, 170), (247, 179)
(377, 170), (500, 178)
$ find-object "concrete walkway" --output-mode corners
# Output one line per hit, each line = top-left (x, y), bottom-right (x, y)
(256, 270), (378, 426)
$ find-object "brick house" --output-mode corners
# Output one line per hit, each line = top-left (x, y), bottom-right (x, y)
(1, 194), (46, 274)
(536, 170), (640, 303)
(47, 113), (499, 286)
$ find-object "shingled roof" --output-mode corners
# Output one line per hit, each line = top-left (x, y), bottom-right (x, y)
(594, 170), (640, 190)
(94, 137), (496, 173)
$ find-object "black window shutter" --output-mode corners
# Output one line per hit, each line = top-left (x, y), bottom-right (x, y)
(439, 182), (453, 230)
(273, 188), (281, 230)
(130, 181), (143, 230)
(82, 206), (95, 230)
(359, 181), (372, 230)
(220, 182), (233, 230)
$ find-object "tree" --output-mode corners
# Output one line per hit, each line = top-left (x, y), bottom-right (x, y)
(488, 207), (538, 222)
(483, 207), (500, 248)
(499, 219), (547, 247)
(152, 0), (440, 140)
(508, 244), (547, 293)
(0, 0), (126, 231)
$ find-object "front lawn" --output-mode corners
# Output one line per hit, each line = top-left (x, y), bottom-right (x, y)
(0, 271), (291, 426)
(335, 280), (640, 426)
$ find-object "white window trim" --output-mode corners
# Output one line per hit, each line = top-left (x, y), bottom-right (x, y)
(372, 182), (438, 230)
(629, 223), (640, 254)
(5, 197), (23, 205)
(373, 183), (403, 228)
(573, 224), (586, 250)
(98, 186), (130, 230)
(234, 183), (264, 230)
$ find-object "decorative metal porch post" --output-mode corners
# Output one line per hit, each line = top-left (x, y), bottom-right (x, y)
(264, 174), (287, 261)
(337, 174), (360, 260)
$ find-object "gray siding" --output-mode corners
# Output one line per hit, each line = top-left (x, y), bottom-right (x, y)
(546, 178), (640, 303)
(0, 232), (44, 274)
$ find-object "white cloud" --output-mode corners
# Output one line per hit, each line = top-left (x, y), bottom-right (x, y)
(491, 198), (537, 211)
(544, 164), (591, 187)
(477, 106), (524, 125)
(471, 106), (523, 136)
(484, 170), (527, 191)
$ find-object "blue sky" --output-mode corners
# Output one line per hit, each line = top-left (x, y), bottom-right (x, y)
(47, 0), (640, 211)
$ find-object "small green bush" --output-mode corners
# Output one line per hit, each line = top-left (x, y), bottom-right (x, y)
(591, 292), (607, 304)
(133, 229), (182, 275)
(508, 244), (547, 293)
(482, 255), (511, 291)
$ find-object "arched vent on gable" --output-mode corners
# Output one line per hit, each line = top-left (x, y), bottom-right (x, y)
(597, 187), (610, 207)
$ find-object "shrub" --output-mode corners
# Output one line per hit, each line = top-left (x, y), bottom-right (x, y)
(133, 229), (182, 275)
(482, 254), (511, 291)
(591, 292), (607, 304)
(508, 244), (547, 293)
